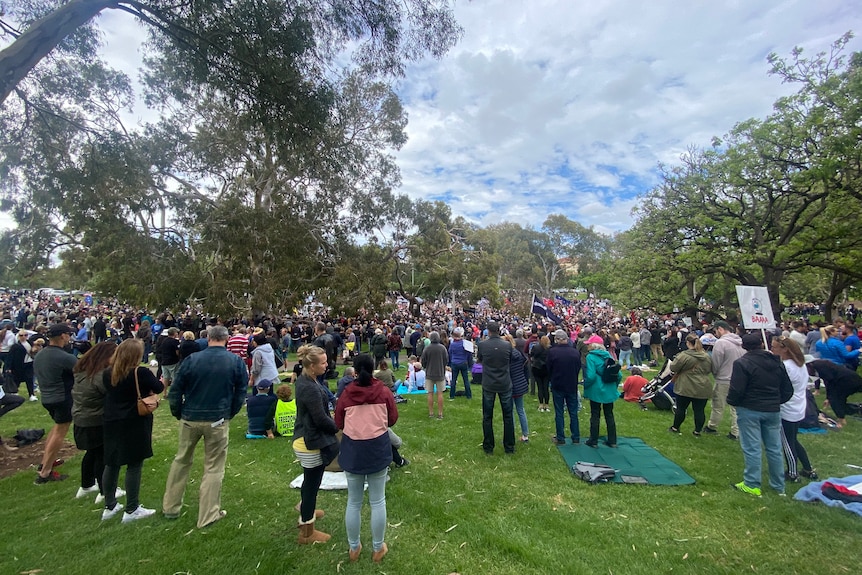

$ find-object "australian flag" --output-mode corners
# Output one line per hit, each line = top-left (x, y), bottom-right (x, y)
(532, 295), (562, 325)
(555, 294), (571, 306)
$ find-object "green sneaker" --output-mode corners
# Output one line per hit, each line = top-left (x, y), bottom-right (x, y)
(732, 482), (762, 497)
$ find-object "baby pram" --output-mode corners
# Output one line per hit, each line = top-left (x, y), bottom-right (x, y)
(638, 360), (677, 413)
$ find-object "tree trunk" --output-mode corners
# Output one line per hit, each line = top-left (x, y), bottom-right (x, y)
(0, 0), (117, 104)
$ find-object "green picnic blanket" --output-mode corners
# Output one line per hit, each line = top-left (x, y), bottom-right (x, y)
(556, 436), (695, 485)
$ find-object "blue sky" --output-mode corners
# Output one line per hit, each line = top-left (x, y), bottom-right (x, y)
(389, 0), (862, 233)
(4, 1), (861, 236)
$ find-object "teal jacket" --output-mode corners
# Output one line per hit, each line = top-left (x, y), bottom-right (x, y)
(583, 348), (620, 404)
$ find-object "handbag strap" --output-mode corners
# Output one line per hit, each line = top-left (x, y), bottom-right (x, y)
(134, 367), (143, 400)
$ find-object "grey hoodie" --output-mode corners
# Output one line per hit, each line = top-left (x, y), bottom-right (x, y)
(711, 333), (745, 383)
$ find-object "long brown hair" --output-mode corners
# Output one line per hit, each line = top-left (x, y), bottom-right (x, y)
(110, 339), (144, 387)
(773, 336), (805, 367)
(74, 341), (118, 378)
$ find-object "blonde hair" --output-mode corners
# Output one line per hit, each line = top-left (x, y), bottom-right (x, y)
(820, 325), (837, 343)
(296, 344), (326, 374)
(183, 331), (195, 340)
(540, 335), (550, 349)
(110, 339), (144, 387)
(588, 342), (604, 351)
(503, 334), (516, 347)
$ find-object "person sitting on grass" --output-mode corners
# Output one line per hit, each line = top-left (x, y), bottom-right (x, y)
(408, 362), (426, 393)
(621, 366), (648, 402)
(274, 384), (297, 438)
(246, 379), (278, 439)
(336, 367), (356, 399)
(373, 359), (396, 393)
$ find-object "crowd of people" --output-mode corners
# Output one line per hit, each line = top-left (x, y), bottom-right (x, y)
(1, 287), (861, 559)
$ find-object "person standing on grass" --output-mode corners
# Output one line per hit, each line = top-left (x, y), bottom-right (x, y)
(548, 329), (581, 445)
(504, 334), (530, 443)
(704, 321), (745, 440)
(583, 342), (620, 448)
(71, 341), (118, 502)
(668, 334), (713, 436)
(420, 331), (448, 419)
(158, 327), (181, 396)
(770, 337), (817, 481)
(477, 321), (514, 454)
(727, 333), (793, 497)
(530, 334), (551, 412)
(101, 339), (164, 522)
(448, 327), (473, 400)
(335, 353), (398, 563)
(162, 325), (247, 528)
(293, 344), (338, 545)
(33, 323), (78, 484)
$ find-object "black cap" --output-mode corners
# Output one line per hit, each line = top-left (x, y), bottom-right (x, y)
(47, 324), (74, 337)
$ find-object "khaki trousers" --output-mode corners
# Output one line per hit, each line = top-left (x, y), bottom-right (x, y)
(163, 419), (230, 528)
(707, 381), (738, 436)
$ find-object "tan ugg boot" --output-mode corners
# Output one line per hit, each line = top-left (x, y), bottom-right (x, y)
(294, 501), (325, 520)
(298, 519), (331, 545)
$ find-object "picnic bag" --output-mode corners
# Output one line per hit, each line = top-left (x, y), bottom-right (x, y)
(135, 367), (160, 416)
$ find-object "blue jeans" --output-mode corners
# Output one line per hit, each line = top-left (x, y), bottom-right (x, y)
(450, 363), (471, 399)
(388, 350), (400, 370)
(618, 350), (632, 368)
(552, 388), (580, 443)
(482, 388), (515, 453)
(345, 467), (388, 553)
(737, 407), (785, 493)
(513, 395), (529, 436)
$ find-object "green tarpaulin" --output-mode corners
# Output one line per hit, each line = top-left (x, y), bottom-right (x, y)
(556, 436), (696, 485)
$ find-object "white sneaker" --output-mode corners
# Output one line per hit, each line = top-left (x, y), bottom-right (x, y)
(29, 395), (38, 402)
(122, 505), (156, 523)
(75, 485), (100, 499)
(101, 503), (124, 520)
(95, 488), (124, 505)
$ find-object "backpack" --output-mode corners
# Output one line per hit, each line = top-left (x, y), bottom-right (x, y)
(601, 357), (622, 383)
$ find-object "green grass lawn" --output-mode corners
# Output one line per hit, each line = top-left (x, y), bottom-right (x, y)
(1, 364), (860, 575)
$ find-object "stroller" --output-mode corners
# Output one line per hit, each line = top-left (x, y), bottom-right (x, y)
(638, 359), (677, 413)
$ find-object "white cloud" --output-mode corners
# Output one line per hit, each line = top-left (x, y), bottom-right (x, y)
(394, 0), (862, 232)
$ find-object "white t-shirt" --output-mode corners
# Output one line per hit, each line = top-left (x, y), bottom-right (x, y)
(1, 330), (16, 353)
(780, 359), (809, 422)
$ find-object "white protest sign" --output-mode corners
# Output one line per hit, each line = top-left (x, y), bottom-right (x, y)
(735, 285), (776, 329)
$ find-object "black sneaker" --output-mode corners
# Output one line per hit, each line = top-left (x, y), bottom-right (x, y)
(34, 471), (68, 484)
(727, 433), (738, 441)
(584, 439), (598, 448)
(703, 427), (718, 435)
(801, 469), (819, 480)
(395, 457), (410, 468)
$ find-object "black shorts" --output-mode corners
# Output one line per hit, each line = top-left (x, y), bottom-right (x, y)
(44, 400), (73, 424)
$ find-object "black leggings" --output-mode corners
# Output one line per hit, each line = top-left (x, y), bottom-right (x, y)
(780, 419), (812, 477)
(672, 396), (708, 432)
(300, 464), (326, 523)
(81, 446), (105, 492)
(533, 370), (550, 405)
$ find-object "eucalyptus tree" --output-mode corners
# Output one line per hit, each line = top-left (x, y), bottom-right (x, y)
(0, 0), (462, 314)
